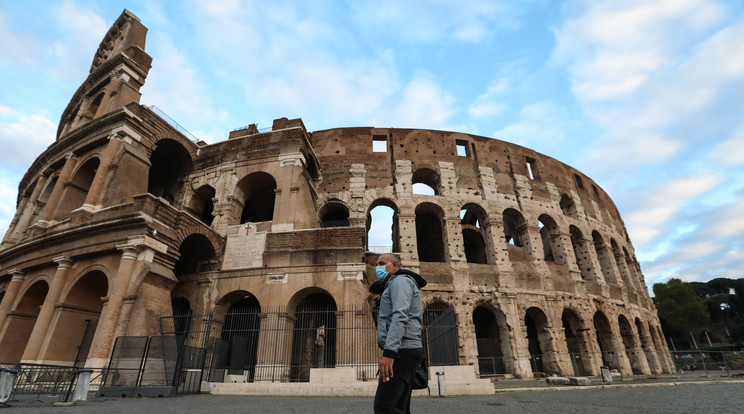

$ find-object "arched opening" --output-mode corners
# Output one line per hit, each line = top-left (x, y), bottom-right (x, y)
(562, 309), (591, 376)
(423, 302), (459, 365)
(289, 290), (337, 382)
(170, 297), (193, 340)
(46, 271), (108, 366)
(560, 194), (578, 219)
(619, 315), (643, 375)
(367, 200), (399, 253)
(412, 168), (440, 195)
(611, 239), (631, 287)
(461, 204), (490, 264)
(189, 185), (215, 226)
(0, 280), (48, 363)
(635, 318), (659, 375)
(502, 208), (529, 260)
(525, 307), (551, 375)
(538, 214), (560, 263)
(473, 306), (506, 376)
(237, 172), (276, 224)
(592, 231), (617, 283)
(148, 139), (193, 204)
(570, 226), (592, 279)
(415, 202), (447, 262)
(319, 201), (350, 228)
(593, 311), (619, 371)
(81, 92), (104, 123)
(174, 234), (216, 277)
(623, 248), (640, 290)
(215, 292), (261, 381)
(53, 157), (100, 220)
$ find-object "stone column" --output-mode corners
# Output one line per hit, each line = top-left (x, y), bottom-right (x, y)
(21, 257), (73, 362)
(86, 245), (140, 367)
(0, 270), (26, 333)
(37, 154), (79, 223)
(80, 136), (124, 211)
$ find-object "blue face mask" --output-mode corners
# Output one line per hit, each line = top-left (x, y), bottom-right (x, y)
(375, 265), (388, 281)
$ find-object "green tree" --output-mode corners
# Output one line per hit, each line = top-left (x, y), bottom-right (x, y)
(653, 278), (710, 338)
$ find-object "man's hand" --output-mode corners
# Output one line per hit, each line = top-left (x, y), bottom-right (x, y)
(379, 356), (394, 382)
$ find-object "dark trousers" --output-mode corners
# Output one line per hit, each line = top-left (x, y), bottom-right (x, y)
(373, 348), (424, 414)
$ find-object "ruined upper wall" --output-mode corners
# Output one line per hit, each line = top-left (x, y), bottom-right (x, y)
(310, 127), (621, 222)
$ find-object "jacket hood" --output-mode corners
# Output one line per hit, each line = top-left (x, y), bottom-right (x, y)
(394, 269), (427, 289)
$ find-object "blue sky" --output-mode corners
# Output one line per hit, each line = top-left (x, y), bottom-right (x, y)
(1, 0), (744, 292)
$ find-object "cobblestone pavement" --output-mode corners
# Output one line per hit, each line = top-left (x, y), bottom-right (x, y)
(3, 378), (744, 414)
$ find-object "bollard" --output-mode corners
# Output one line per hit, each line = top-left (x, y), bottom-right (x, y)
(1, 367), (18, 405)
(73, 369), (93, 402)
(435, 371), (445, 397)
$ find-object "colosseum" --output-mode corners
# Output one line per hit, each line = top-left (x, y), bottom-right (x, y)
(0, 10), (672, 394)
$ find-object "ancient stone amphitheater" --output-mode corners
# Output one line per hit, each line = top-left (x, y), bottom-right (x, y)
(0, 10), (672, 392)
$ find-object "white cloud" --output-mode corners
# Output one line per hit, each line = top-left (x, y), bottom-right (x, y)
(468, 79), (509, 119)
(0, 11), (34, 65)
(625, 175), (720, 246)
(49, 2), (108, 80)
(709, 135), (744, 167)
(0, 112), (57, 170)
(492, 102), (569, 151)
(371, 77), (456, 129)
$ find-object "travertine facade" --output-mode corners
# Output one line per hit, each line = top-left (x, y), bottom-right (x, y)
(0, 10), (672, 379)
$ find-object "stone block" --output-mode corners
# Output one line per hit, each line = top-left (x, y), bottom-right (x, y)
(545, 376), (570, 386)
(569, 377), (591, 386)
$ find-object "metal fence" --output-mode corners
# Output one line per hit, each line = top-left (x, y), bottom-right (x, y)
(671, 350), (743, 376)
(3, 363), (80, 403)
(120, 304), (461, 392)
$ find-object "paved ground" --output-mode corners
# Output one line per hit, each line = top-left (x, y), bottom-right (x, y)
(3, 375), (743, 413)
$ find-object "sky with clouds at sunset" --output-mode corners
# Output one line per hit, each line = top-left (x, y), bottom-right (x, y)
(1, 0), (743, 292)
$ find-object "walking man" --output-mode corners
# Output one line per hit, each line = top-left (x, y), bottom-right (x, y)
(373, 253), (427, 413)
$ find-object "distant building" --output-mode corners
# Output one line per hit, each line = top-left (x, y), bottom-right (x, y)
(0, 10), (672, 385)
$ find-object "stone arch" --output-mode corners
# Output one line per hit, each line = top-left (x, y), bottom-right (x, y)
(610, 239), (631, 287)
(53, 156), (100, 220)
(473, 304), (512, 375)
(188, 184), (216, 226)
(593, 310), (619, 370)
(423, 302), (459, 365)
(592, 231), (618, 283)
(45, 270), (108, 366)
(288, 288), (338, 381)
(562, 308), (592, 376)
(502, 207), (527, 250)
(148, 138), (194, 204)
(366, 199), (399, 253)
(635, 317), (660, 374)
(415, 202), (448, 262)
(618, 314), (644, 374)
(236, 171), (277, 224)
(174, 233), (217, 278)
(560, 194), (579, 219)
(81, 91), (105, 123)
(623, 247), (640, 290)
(460, 203), (491, 264)
(537, 214), (561, 263)
(412, 167), (440, 195)
(569, 225), (593, 280)
(0, 279), (48, 363)
(319, 200), (350, 228)
(214, 291), (262, 381)
(524, 306), (556, 375)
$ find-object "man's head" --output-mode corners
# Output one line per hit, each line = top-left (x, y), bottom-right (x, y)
(376, 253), (400, 279)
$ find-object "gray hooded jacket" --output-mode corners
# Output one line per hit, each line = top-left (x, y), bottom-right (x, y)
(376, 269), (427, 358)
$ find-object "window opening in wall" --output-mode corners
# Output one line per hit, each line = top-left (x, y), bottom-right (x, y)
(416, 203), (446, 262)
(320, 202), (350, 228)
(456, 139), (468, 157)
(526, 157), (539, 180)
(574, 173), (584, 190)
(460, 205), (488, 264)
(592, 184), (599, 196)
(412, 168), (440, 195)
(538, 219), (555, 262)
(367, 204), (396, 253)
(372, 135), (387, 152)
(560, 194), (578, 219)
